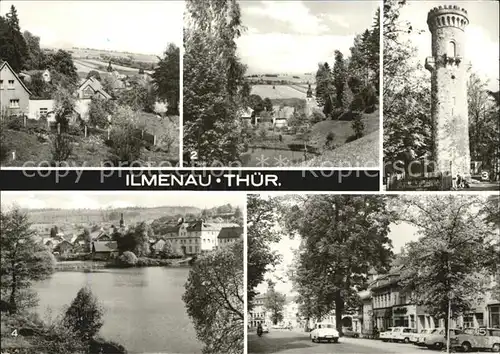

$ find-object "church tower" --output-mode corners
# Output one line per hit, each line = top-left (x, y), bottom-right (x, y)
(305, 83), (314, 117)
(425, 5), (471, 179)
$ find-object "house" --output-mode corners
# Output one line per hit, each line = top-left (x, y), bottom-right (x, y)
(151, 238), (166, 254)
(239, 107), (253, 127)
(91, 241), (118, 260)
(77, 77), (112, 100)
(217, 226), (243, 248)
(273, 105), (294, 128)
(42, 69), (51, 83)
(0, 61), (31, 115)
(28, 99), (55, 121)
(53, 240), (74, 256)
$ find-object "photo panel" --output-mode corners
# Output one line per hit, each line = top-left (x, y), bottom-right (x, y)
(0, 191), (245, 354)
(382, 0), (499, 191)
(183, 0), (381, 168)
(246, 193), (500, 353)
(0, 1), (182, 168)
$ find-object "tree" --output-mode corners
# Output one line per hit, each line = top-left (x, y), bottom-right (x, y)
(53, 87), (76, 132)
(383, 0), (432, 164)
(351, 115), (365, 139)
(23, 30), (45, 70)
(63, 286), (104, 342)
(183, 240), (243, 354)
(332, 51), (347, 108)
(108, 106), (143, 165)
(47, 50), (78, 87)
(396, 195), (497, 341)
(263, 282), (286, 325)
(468, 73), (499, 178)
(247, 196), (282, 308)
(0, 6), (28, 72)
(88, 96), (115, 128)
(285, 195), (392, 334)
(0, 208), (55, 313)
(263, 98), (273, 112)
(118, 251), (138, 266)
(481, 195), (500, 227)
(315, 62), (335, 116)
(118, 84), (154, 112)
(26, 72), (49, 99)
(86, 70), (101, 81)
(183, 0), (247, 165)
(153, 43), (179, 115)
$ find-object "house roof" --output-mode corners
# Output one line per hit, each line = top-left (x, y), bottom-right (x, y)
(0, 61), (32, 96)
(239, 107), (254, 118)
(78, 77), (112, 99)
(54, 240), (73, 251)
(92, 241), (118, 253)
(217, 226), (243, 239)
(273, 106), (294, 119)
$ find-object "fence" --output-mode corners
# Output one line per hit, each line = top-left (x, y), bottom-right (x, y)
(386, 171), (453, 191)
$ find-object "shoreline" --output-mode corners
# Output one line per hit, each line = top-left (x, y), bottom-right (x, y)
(54, 259), (192, 272)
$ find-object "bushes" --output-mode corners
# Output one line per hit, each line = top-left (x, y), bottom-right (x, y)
(5, 115), (24, 130)
(52, 133), (73, 163)
(352, 114), (365, 139)
(118, 251), (138, 266)
(136, 258), (172, 267)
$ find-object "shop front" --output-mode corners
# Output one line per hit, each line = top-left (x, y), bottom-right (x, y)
(373, 308), (392, 332)
(392, 305), (418, 330)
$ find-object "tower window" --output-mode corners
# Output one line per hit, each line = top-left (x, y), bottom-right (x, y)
(447, 41), (456, 57)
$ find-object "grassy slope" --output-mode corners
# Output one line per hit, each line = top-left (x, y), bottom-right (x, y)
(2, 120), (179, 167)
(302, 130), (379, 167)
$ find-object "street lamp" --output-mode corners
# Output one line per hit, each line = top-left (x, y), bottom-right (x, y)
(447, 291), (454, 354)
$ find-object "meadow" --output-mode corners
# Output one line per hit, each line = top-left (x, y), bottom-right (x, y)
(250, 85), (307, 99)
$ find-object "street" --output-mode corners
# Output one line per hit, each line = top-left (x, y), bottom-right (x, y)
(248, 330), (491, 354)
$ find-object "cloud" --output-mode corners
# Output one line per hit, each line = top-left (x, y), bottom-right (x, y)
(1, 1), (183, 54)
(323, 14), (350, 29)
(237, 33), (354, 74)
(245, 1), (329, 35)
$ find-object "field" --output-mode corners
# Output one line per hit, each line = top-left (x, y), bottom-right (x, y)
(251, 85), (308, 99)
(69, 47), (158, 63)
(246, 73), (314, 84)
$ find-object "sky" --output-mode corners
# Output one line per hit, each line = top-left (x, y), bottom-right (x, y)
(0, 1), (183, 55)
(236, 1), (380, 74)
(0, 191), (245, 211)
(401, 1), (499, 91)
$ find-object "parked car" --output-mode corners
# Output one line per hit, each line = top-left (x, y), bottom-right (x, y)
(451, 328), (500, 352)
(380, 327), (395, 342)
(391, 327), (416, 343)
(343, 327), (360, 338)
(423, 328), (463, 350)
(310, 322), (340, 343)
(411, 328), (438, 346)
(261, 324), (270, 333)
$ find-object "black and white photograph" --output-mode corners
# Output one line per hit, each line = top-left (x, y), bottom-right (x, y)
(0, 1), (181, 167)
(383, 0), (499, 191)
(247, 194), (499, 353)
(0, 191), (244, 354)
(183, 0), (380, 167)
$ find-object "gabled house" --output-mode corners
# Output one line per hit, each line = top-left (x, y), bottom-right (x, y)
(0, 61), (31, 115)
(42, 69), (51, 83)
(77, 77), (112, 100)
(53, 240), (74, 256)
(91, 241), (118, 260)
(273, 105), (294, 128)
(239, 107), (254, 127)
(217, 226), (243, 248)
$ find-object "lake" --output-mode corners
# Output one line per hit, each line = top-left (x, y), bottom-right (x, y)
(33, 266), (202, 354)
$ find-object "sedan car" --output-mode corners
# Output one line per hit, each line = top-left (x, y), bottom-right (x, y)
(310, 323), (339, 343)
(343, 327), (360, 338)
(379, 328), (395, 342)
(452, 328), (500, 352)
(412, 328), (437, 346)
(424, 328), (463, 350)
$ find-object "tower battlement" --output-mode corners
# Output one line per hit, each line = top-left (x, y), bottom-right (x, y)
(427, 5), (469, 31)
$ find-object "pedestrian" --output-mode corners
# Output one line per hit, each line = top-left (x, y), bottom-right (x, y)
(257, 322), (263, 337)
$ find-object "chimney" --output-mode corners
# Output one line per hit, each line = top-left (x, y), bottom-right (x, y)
(120, 213), (124, 228)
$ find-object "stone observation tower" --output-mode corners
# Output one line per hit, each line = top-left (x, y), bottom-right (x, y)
(425, 5), (471, 179)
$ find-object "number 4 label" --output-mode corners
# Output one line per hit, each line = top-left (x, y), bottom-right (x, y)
(11, 329), (18, 337)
